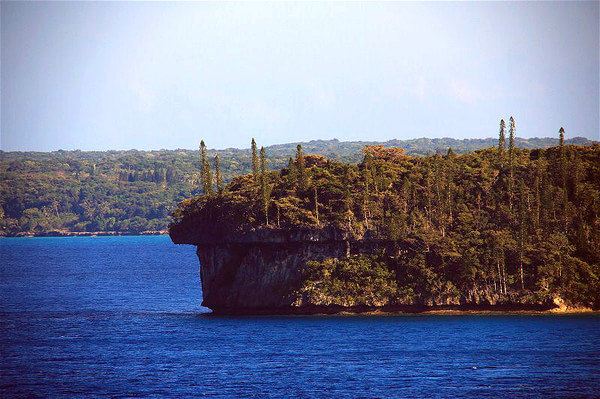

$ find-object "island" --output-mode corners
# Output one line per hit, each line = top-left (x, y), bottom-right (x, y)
(169, 126), (600, 315)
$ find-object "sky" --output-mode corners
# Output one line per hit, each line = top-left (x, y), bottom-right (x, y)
(1, 1), (598, 151)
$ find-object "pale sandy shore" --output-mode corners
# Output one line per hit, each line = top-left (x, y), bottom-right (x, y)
(325, 308), (598, 316)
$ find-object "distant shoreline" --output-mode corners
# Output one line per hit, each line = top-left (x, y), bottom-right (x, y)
(0, 230), (168, 238)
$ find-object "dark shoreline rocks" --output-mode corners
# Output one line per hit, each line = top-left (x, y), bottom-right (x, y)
(206, 303), (559, 316)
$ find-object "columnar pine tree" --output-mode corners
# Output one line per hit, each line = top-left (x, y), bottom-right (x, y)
(498, 119), (506, 163)
(559, 127), (567, 231)
(260, 146), (269, 225)
(214, 154), (223, 195)
(559, 127), (566, 186)
(199, 140), (206, 189)
(199, 140), (213, 195)
(559, 127), (565, 147)
(251, 138), (259, 181)
(508, 117), (516, 160)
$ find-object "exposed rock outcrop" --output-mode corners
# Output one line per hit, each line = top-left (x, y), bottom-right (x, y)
(170, 225), (568, 314)
(172, 226), (350, 313)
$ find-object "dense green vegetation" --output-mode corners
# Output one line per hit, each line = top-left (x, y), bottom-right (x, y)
(0, 136), (595, 236)
(302, 256), (398, 307)
(173, 125), (600, 308)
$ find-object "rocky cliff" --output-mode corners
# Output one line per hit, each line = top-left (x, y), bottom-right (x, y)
(169, 225), (565, 314)
(171, 226), (348, 313)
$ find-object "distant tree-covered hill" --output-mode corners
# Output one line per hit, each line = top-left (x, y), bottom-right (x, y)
(0, 136), (595, 236)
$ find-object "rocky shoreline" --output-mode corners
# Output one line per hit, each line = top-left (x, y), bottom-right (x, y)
(206, 306), (597, 316)
(203, 295), (595, 316)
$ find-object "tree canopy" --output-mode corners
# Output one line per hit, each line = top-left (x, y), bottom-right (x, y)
(1, 135), (596, 236)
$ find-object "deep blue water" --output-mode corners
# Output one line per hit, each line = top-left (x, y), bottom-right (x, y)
(1, 236), (599, 398)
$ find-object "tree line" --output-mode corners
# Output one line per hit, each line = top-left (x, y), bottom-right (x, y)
(1, 135), (595, 236)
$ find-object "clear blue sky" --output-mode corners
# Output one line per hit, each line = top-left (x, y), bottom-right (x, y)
(1, 1), (598, 151)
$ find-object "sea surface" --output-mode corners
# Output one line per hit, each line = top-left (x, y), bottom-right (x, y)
(1, 236), (599, 398)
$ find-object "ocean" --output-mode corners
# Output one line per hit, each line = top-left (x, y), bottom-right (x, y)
(1, 236), (599, 398)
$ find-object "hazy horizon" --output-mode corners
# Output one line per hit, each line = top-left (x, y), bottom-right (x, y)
(2, 1), (599, 151)
(1, 134), (595, 154)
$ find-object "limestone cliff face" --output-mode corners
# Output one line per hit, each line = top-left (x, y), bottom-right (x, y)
(171, 226), (352, 313)
(169, 225), (559, 314)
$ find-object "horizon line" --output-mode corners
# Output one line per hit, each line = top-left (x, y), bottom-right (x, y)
(1, 135), (596, 154)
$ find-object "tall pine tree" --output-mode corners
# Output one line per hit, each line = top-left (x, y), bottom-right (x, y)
(199, 140), (213, 195)
(559, 127), (566, 185)
(508, 116), (516, 164)
(559, 127), (565, 147)
(251, 138), (259, 181)
(559, 127), (568, 232)
(199, 140), (205, 189)
(498, 119), (506, 163)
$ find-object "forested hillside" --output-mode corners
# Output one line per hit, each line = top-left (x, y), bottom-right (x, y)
(172, 127), (600, 308)
(0, 136), (595, 236)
